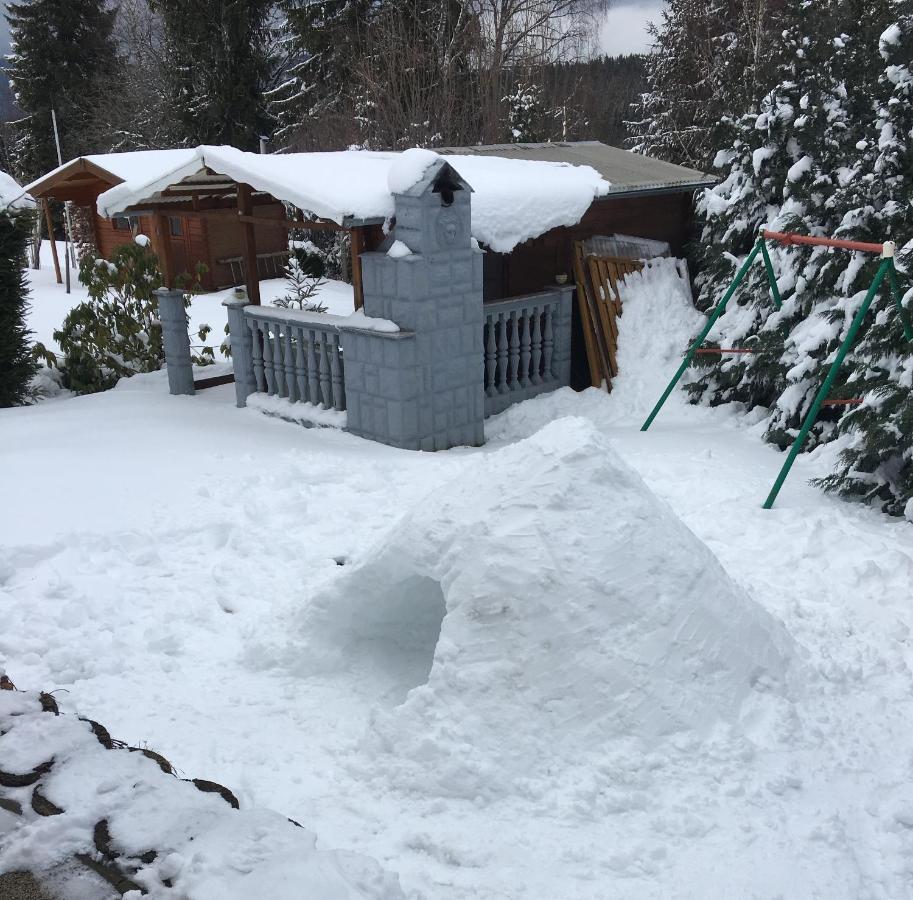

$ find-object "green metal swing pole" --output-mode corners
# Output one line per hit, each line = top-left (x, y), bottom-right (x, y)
(762, 253), (894, 510)
(760, 240), (782, 310)
(886, 263), (913, 342)
(641, 238), (764, 432)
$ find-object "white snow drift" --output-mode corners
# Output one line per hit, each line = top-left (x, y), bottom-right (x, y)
(291, 416), (794, 797)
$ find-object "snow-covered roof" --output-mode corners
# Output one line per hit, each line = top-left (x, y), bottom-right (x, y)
(0, 170), (34, 211)
(24, 149), (201, 197)
(96, 145), (613, 253)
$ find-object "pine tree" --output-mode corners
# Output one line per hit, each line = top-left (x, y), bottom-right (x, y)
(688, 0), (901, 451)
(151, 0), (276, 149)
(628, 0), (783, 170)
(6, 0), (117, 181)
(0, 205), (36, 406)
(816, 5), (913, 517)
(268, 0), (373, 150)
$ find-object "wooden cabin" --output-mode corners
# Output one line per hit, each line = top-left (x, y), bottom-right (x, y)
(25, 151), (290, 291)
(90, 142), (713, 387)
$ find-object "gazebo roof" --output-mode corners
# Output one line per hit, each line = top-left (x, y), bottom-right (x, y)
(95, 146), (615, 253)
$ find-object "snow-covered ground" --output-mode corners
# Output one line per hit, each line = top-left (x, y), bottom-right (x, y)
(25, 240), (356, 356)
(3, 259), (913, 898)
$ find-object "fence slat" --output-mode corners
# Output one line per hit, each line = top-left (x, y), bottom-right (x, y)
(497, 313), (509, 394)
(284, 326), (296, 402)
(294, 326), (308, 402)
(543, 303), (554, 380)
(485, 317), (497, 398)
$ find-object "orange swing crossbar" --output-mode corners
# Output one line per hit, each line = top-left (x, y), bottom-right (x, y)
(694, 348), (757, 355)
(762, 230), (886, 255)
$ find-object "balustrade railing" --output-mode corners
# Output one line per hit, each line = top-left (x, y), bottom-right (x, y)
(483, 288), (572, 417)
(245, 307), (346, 412)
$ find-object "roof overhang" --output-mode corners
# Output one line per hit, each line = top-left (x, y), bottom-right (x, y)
(25, 158), (123, 203)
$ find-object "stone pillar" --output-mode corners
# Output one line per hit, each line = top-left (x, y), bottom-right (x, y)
(223, 290), (255, 407)
(343, 158), (485, 451)
(155, 287), (194, 396)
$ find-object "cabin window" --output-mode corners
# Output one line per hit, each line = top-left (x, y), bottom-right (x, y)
(168, 216), (183, 237)
(112, 216), (131, 231)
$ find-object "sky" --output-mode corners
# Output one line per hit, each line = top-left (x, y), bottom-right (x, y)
(599, 0), (664, 56)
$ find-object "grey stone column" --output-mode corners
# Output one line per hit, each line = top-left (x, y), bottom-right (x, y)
(223, 291), (255, 407)
(155, 287), (194, 396)
(343, 158), (485, 451)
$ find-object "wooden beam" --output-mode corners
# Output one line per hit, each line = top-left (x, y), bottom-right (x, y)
(153, 214), (175, 288)
(43, 199), (62, 285)
(237, 213), (344, 231)
(351, 227), (364, 310)
(238, 184), (261, 305)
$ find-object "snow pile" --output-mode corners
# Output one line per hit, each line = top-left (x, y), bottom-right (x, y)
(292, 416), (794, 797)
(0, 170), (33, 211)
(0, 690), (405, 900)
(97, 145), (610, 254)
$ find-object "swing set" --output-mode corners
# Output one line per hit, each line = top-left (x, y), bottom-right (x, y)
(641, 228), (913, 509)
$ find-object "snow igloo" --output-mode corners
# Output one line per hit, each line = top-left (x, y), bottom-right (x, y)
(295, 417), (794, 794)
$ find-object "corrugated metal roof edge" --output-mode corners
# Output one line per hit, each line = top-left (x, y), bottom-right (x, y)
(600, 179), (717, 198)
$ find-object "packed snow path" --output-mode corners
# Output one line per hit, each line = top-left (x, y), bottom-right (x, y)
(3, 260), (913, 898)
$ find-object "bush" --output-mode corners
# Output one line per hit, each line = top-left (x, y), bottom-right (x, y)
(35, 240), (212, 394)
(0, 207), (37, 407)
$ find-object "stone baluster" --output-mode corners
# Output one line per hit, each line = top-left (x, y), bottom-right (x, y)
(284, 326), (297, 402)
(223, 293), (254, 407)
(542, 303), (555, 381)
(318, 332), (332, 408)
(519, 310), (531, 388)
(508, 310), (520, 391)
(249, 319), (266, 392)
(262, 321), (276, 395)
(329, 333), (344, 410)
(294, 326), (308, 402)
(497, 313), (509, 394)
(484, 317), (497, 397)
(273, 323), (287, 398)
(530, 306), (542, 385)
(307, 330), (320, 405)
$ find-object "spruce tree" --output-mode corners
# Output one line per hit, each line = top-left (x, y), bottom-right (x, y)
(152, 0), (276, 149)
(689, 0), (901, 451)
(6, 0), (117, 181)
(816, 6), (913, 517)
(628, 0), (783, 170)
(0, 205), (36, 406)
(268, 0), (373, 150)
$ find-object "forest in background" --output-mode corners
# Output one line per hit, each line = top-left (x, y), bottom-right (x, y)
(0, 0), (644, 183)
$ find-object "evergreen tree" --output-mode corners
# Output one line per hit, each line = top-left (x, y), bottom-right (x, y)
(151, 0), (276, 149)
(817, 6), (913, 517)
(268, 0), (373, 150)
(0, 204), (36, 406)
(628, 0), (783, 170)
(689, 0), (901, 451)
(6, 0), (117, 181)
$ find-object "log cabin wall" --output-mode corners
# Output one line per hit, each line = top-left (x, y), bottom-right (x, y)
(485, 190), (696, 389)
(206, 201), (288, 289)
(485, 192), (694, 300)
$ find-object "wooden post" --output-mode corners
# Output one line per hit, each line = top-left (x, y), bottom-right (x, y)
(351, 226), (364, 310)
(43, 199), (62, 285)
(237, 183), (261, 305)
(154, 213), (176, 288)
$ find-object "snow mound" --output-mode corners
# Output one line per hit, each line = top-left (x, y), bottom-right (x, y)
(296, 417), (794, 797)
(387, 148), (440, 194)
(0, 170), (33, 211)
(0, 691), (406, 900)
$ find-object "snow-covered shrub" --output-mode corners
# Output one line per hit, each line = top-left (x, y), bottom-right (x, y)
(36, 241), (211, 394)
(0, 205), (37, 406)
